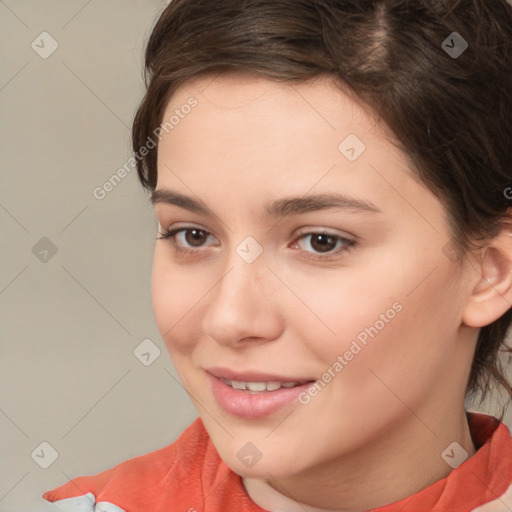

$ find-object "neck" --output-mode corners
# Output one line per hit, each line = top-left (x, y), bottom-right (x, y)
(262, 406), (476, 511)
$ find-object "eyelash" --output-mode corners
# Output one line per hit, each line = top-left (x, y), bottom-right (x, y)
(156, 226), (357, 261)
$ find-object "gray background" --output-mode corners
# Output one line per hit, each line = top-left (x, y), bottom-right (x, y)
(0, 1), (511, 511)
(1, 2), (197, 511)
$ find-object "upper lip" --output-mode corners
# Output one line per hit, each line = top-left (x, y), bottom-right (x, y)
(206, 367), (314, 383)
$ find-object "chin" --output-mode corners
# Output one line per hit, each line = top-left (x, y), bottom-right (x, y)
(223, 456), (296, 480)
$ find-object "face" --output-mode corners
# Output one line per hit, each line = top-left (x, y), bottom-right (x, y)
(151, 73), (476, 480)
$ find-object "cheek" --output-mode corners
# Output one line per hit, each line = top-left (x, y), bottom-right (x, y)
(289, 250), (460, 387)
(151, 250), (209, 354)
(367, 270), (462, 384)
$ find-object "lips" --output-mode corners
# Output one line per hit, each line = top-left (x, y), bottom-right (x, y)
(206, 367), (315, 419)
(206, 366), (314, 384)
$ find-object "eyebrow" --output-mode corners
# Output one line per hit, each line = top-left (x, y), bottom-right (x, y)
(150, 189), (382, 217)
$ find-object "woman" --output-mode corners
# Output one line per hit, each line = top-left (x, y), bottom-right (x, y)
(43, 1), (512, 510)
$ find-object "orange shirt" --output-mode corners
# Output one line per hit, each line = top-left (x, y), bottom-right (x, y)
(42, 412), (512, 511)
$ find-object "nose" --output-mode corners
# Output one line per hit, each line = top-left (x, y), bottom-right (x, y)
(202, 254), (284, 348)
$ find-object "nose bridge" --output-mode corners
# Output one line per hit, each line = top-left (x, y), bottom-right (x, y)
(216, 229), (269, 289)
(202, 239), (282, 344)
(216, 241), (269, 307)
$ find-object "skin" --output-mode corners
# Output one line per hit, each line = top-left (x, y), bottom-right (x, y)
(149, 72), (508, 510)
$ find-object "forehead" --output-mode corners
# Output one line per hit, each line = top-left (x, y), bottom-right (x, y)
(158, 72), (402, 174)
(155, 72), (445, 230)
(164, 72), (381, 133)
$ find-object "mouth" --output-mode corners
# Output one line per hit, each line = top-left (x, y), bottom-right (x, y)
(206, 368), (315, 419)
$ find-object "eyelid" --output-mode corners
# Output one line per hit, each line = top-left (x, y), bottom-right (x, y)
(294, 226), (355, 240)
(158, 221), (214, 237)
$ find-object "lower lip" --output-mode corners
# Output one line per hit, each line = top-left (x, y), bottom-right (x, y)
(208, 373), (313, 419)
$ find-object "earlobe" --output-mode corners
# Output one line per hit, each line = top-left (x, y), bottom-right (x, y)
(462, 228), (512, 328)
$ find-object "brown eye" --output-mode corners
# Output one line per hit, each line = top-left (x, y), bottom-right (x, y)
(293, 231), (356, 260)
(185, 229), (208, 247)
(309, 233), (338, 253)
(156, 227), (216, 251)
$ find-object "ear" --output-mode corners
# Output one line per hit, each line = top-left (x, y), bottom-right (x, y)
(462, 223), (512, 328)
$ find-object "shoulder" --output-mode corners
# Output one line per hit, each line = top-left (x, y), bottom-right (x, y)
(41, 417), (216, 511)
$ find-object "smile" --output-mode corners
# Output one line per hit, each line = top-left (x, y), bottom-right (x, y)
(219, 378), (309, 392)
(208, 372), (315, 419)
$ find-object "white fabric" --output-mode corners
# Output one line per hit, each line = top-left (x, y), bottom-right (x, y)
(49, 492), (126, 512)
(473, 482), (512, 511)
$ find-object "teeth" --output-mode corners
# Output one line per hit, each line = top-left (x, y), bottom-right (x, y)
(266, 381), (282, 391)
(221, 378), (304, 392)
(246, 382), (267, 392)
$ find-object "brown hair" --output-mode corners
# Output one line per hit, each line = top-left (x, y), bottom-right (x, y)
(132, 0), (512, 402)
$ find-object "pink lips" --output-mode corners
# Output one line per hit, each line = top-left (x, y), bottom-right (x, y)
(206, 367), (314, 419)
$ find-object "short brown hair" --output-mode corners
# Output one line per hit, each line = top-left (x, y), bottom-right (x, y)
(132, 0), (512, 401)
